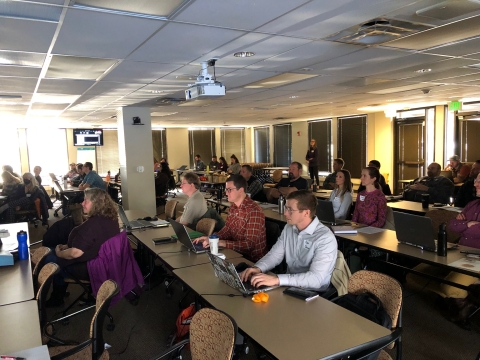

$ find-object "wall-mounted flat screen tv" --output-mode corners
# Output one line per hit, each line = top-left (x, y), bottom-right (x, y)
(73, 129), (104, 146)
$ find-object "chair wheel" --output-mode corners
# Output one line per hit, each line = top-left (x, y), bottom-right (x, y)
(107, 323), (115, 331)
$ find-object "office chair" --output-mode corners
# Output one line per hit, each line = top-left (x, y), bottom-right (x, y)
(263, 169), (283, 188)
(165, 200), (178, 220)
(15, 198), (42, 228)
(36, 262), (60, 343)
(195, 218), (215, 236)
(31, 246), (52, 291)
(46, 280), (119, 360)
(149, 308), (237, 360)
(345, 270), (403, 360)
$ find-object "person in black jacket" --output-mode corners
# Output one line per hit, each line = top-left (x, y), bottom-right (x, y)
(455, 160), (480, 208)
(306, 139), (319, 187)
(403, 163), (454, 204)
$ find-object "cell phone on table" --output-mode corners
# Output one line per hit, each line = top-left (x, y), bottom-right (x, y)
(152, 237), (174, 245)
(283, 287), (319, 301)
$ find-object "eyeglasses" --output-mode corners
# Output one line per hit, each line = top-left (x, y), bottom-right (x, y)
(225, 187), (238, 193)
(285, 206), (302, 213)
(180, 182), (189, 187)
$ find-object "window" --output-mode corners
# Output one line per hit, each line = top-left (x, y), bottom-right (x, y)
(254, 126), (270, 163)
(337, 115), (367, 178)
(273, 124), (291, 167)
(0, 128), (21, 175)
(221, 128), (245, 163)
(308, 119), (332, 172)
(152, 129), (167, 162)
(27, 128), (69, 179)
(188, 129), (215, 167)
(458, 115), (480, 162)
(96, 129), (119, 176)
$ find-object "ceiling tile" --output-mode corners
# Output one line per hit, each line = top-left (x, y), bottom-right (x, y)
(0, 17), (57, 52)
(175, 0), (310, 30)
(76, 0), (184, 17)
(0, 66), (41, 78)
(424, 37), (480, 58)
(30, 103), (69, 111)
(53, 8), (164, 59)
(0, 50), (46, 67)
(129, 22), (245, 63)
(0, 76), (37, 93)
(38, 79), (96, 94)
(102, 61), (182, 83)
(46, 55), (118, 80)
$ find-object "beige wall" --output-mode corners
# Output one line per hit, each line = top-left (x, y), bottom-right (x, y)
(367, 112), (394, 189)
(245, 127), (253, 163)
(18, 129), (29, 174)
(291, 122), (309, 173)
(166, 128), (190, 170)
(66, 129), (77, 165)
(434, 105), (445, 167)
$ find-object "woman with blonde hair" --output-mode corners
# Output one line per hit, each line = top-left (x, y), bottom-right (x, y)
(46, 188), (119, 307)
(306, 139), (319, 187)
(1, 171), (21, 198)
(0, 172), (48, 224)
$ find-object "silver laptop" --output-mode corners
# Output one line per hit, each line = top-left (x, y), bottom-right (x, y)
(117, 204), (159, 230)
(207, 252), (277, 295)
(316, 201), (350, 226)
(393, 212), (457, 252)
(169, 219), (206, 253)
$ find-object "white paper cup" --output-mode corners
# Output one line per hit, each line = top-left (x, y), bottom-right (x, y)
(209, 235), (219, 255)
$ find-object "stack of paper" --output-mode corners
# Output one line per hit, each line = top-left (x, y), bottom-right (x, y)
(332, 226), (357, 234)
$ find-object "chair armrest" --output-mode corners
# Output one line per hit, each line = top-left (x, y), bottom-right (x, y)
(50, 339), (92, 360)
(148, 339), (190, 360)
(346, 328), (403, 360)
(30, 240), (43, 246)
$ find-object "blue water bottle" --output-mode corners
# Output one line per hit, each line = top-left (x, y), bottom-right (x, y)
(17, 230), (29, 260)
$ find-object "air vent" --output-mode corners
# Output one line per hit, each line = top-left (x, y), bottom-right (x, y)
(273, 117), (290, 120)
(325, 18), (432, 46)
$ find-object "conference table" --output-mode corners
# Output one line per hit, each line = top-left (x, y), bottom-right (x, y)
(0, 222), (34, 307)
(173, 259), (391, 360)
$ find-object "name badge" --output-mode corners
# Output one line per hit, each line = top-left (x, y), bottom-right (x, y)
(359, 195), (365, 201)
(304, 239), (312, 249)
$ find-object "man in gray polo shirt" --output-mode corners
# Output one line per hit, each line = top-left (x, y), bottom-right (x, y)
(179, 172), (207, 227)
(240, 190), (337, 291)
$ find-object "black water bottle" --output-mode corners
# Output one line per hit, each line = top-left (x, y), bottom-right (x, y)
(437, 223), (447, 257)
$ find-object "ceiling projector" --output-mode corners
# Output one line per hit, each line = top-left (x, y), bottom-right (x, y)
(185, 59), (226, 100)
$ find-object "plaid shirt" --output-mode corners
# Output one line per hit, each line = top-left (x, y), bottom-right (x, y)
(216, 195), (267, 262)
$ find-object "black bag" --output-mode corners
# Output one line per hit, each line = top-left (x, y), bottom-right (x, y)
(333, 291), (392, 329)
(333, 292), (392, 360)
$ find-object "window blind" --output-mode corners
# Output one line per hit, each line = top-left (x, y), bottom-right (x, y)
(221, 128), (245, 163)
(188, 129), (216, 167)
(337, 115), (367, 178)
(0, 128), (21, 175)
(152, 129), (167, 162)
(254, 126), (270, 163)
(308, 119), (332, 172)
(459, 119), (480, 162)
(273, 124), (292, 167)
(27, 128), (69, 177)
(96, 129), (119, 175)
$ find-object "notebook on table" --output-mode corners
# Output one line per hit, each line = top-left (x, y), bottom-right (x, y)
(393, 212), (458, 252)
(207, 252), (278, 295)
(169, 219), (207, 253)
(117, 205), (160, 230)
(316, 200), (350, 226)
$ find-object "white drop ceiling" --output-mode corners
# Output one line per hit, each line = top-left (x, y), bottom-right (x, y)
(1, 0), (480, 128)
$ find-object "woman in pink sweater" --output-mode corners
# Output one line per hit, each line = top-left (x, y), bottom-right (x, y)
(352, 167), (387, 227)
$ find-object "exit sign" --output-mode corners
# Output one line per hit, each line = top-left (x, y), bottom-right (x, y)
(449, 101), (462, 111)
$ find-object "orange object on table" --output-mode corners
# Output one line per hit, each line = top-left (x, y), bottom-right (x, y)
(252, 292), (269, 303)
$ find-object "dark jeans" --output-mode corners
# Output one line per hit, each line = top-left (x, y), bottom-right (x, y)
(308, 166), (319, 186)
(45, 252), (89, 286)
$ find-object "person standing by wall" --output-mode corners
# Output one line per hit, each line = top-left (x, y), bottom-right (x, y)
(306, 139), (319, 188)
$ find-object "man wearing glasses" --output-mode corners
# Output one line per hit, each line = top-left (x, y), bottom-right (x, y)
(178, 172), (207, 227)
(194, 174), (267, 262)
(240, 190), (337, 290)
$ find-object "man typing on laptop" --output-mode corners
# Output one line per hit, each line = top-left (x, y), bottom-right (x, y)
(240, 190), (337, 290)
(194, 175), (267, 262)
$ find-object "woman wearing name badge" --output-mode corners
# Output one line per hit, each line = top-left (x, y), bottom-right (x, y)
(218, 156), (228, 172)
(352, 166), (387, 228)
(329, 169), (353, 220)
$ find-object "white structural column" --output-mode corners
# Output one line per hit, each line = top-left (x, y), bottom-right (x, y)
(117, 106), (156, 215)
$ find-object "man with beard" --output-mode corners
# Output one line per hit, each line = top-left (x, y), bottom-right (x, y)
(266, 161), (308, 203)
(403, 162), (454, 204)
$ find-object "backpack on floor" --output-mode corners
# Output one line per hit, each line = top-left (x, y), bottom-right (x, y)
(167, 303), (197, 356)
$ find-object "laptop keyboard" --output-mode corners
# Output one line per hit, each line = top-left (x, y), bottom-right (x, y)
(243, 282), (268, 292)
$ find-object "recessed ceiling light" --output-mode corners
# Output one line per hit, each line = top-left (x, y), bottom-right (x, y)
(233, 51), (255, 57)
(289, 95), (300, 99)
(415, 68), (432, 73)
(151, 90), (163, 94)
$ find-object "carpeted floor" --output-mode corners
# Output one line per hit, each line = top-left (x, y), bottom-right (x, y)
(28, 191), (480, 360)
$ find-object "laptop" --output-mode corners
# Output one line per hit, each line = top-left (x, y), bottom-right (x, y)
(177, 165), (188, 171)
(316, 201), (350, 226)
(393, 212), (457, 252)
(440, 170), (453, 181)
(117, 205), (159, 230)
(169, 219), (207, 253)
(207, 252), (278, 295)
